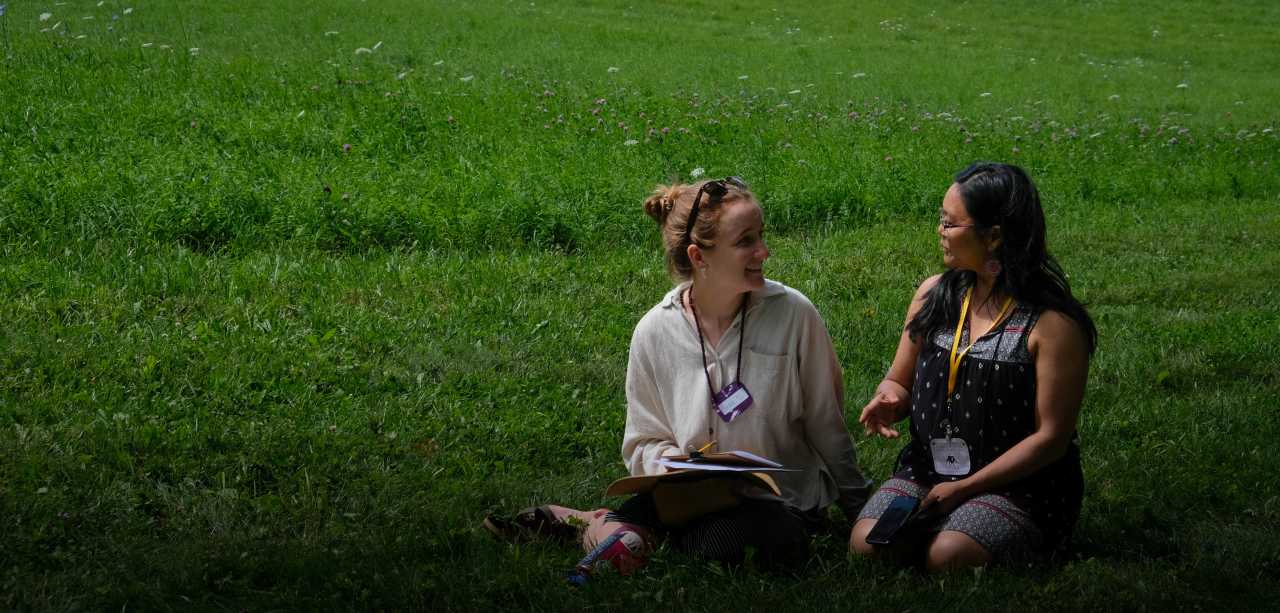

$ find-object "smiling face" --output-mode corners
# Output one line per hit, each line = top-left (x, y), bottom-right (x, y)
(696, 199), (770, 293)
(939, 183), (995, 272)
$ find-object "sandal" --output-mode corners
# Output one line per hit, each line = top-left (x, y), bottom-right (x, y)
(482, 506), (580, 543)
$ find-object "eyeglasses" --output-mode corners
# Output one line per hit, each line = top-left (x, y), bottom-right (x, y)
(938, 219), (975, 231)
(684, 176), (748, 244)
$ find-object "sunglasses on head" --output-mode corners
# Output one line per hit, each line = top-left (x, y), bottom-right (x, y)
(683, 176), (749, 244)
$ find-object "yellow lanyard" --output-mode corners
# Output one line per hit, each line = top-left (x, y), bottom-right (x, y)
(947, 287), (1015, 399)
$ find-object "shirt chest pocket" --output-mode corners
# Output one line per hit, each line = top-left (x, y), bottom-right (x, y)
(739, 349), (795, 426)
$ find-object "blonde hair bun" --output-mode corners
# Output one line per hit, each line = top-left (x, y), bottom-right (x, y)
(642, 185), (681, 226)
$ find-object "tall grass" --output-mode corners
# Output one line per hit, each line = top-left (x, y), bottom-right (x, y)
(1, 1), (1276, 252)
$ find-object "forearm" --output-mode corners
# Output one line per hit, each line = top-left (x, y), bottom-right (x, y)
(625, 438), (681, 476)
(959, 430), (1073, 496)
(875, 379), (912, 421)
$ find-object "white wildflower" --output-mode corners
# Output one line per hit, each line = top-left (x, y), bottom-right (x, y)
(40, 12), (53, 21)
(75, 34), (87, 39)
(738, 75), (749, 80)
(460, 75), (474, 82)
(354, 47), (372, 54)
(623, 139), (639, 146)
(397, 71), (410, 80)
(123, 7), (132, 15)
(852, 72), (867, 78)
(1176, 82), (1189, 89)
(98, 1), (104, 6)
(690, 167), (705, 178)
(788, 89), (801, 94)
(189, 47), (199, 55)
(607, 66), (619, 73)
(1109, 94), (1120, 101)
(433, 60), (444, 66)
(979, 92), (992, 97)
(82, 15), (94, 20)
(141, 42), (152, 48)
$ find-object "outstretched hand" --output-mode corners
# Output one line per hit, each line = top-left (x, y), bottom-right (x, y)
(858, 383), (907, 438)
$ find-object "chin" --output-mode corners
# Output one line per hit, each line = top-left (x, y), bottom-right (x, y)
(745, 272), (766, 289)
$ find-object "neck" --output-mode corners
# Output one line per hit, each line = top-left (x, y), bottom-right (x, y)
(971, 272), (1000, 309)
(689, 281), (745, 326)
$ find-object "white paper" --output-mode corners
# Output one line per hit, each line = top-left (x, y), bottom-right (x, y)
(659, 459), (795, 472)
(721, 450), (783, 468)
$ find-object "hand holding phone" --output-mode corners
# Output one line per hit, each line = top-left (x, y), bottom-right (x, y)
(864, 495), (919, 546)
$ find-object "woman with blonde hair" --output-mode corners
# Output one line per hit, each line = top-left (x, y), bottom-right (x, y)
(486, 176), (870, 575)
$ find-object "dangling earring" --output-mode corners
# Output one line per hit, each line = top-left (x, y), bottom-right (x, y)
(984, 257), (1002, 277)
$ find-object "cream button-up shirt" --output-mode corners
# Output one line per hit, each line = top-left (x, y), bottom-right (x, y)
(622, 279), (872, 518)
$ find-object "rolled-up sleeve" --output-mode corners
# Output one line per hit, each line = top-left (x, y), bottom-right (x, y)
(796, 300), (872, 518)
(621, 325), (679, 476)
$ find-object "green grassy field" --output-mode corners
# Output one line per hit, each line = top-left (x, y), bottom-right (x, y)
(2, 1), (1279, 610)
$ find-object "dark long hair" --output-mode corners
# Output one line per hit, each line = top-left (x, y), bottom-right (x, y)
(906, 162), (1097, 354)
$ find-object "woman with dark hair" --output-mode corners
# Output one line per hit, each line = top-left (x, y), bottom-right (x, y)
(850, 162), (1097, 570)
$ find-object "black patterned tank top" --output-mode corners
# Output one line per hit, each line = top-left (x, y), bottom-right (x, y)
(894, 300), (1084, 551)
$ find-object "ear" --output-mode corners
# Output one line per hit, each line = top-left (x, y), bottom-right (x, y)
(687, 243), (706, 270)
(986, 225), (1003, 252)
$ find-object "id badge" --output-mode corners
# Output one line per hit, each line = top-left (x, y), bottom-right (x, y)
(713, 382), (753, 423)
(930, 438), (972, 476)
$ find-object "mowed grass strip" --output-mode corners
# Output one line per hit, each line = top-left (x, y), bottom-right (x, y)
(2, 0), (1279, 610)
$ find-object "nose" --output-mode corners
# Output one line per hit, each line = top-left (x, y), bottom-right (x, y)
(758, 238), (770, 262)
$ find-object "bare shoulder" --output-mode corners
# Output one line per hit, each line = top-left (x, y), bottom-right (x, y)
(1028, 309), (1088, 358)
(912, 274), (944, 302)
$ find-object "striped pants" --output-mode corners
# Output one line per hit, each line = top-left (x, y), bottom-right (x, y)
(602, 493), (812, 565)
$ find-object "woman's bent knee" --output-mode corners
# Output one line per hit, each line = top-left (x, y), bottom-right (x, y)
(849, 518), (878, 555)
(925, 530), (991, 572)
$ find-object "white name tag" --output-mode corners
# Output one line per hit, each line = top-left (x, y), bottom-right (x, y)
(930, 438), (972, 476)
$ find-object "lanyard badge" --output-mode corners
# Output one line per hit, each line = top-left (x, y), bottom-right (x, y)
(931, 287), (1014, 477)
(713, 381), (753, 423)
(691, 291), (754, 425)
(931, 421), (971, 475)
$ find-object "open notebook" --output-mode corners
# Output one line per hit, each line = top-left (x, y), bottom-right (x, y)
(604, 450), (792, 525)
(656, 449), (792, 472)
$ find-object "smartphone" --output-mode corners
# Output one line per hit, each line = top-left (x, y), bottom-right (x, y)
(864, 495), (920, 546)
